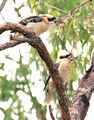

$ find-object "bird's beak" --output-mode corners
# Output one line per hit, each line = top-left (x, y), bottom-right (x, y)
(54, 20), (64, 24)
(68, 56), (78, 61)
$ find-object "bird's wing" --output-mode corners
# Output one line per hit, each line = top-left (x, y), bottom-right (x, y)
(19, 16), (43, 26)
(11, 16), (43, 33)
(43, 63), (60, 91)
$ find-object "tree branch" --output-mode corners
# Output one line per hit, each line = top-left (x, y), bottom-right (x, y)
(69, 0), (92, 13)
(0, 22), (35, 36)
(0, 22), (70, 120)
(0, 0), (7, 12)
(44, 2), (68, 14)
(0, 107), (6, 115)
(40, 0), (92, 15)
(49, 105), (55, 120)
(70, 49), (94, 120)
(0, 36), (28, 51)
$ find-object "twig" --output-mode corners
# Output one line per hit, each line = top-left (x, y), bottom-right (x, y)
(69, 0), (92, 13)
(49, 105), (55, 120)
(0, 0), (7, 12)
(41, 0), (92, 16)
(10, 1), (27, 11)
(0, 107), (6, 115)
(0, 13), (6, 22)
(44, 2), (68, 14)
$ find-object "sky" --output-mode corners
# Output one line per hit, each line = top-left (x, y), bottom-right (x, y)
(0, 0), (94, 120)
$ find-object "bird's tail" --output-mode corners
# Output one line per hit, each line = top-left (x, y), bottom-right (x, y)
(45, 90), (53, 105)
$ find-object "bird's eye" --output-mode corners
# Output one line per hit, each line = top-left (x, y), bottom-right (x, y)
(59, 54), (72, 59)
(48, 17), (56, 21)
(59, 56), (64, 59)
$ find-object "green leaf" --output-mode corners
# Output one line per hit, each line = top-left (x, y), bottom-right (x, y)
(78, 23), (90, 46)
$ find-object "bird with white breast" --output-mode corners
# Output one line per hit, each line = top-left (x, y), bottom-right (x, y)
(45, 50), (78, 105)
(11, 14), (63, 37)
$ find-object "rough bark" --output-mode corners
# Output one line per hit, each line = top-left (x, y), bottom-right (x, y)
(70, 50), (94, 120)
(0, 22), (70, 120)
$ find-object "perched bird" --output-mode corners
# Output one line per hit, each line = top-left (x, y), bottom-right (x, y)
(11, 14), (63, 37)
(45, 50), (78, 105)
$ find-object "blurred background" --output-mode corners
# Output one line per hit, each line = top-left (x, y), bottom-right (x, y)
(0, 0), (94, 120)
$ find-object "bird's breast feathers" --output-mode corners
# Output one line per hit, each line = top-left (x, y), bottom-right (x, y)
(26, 21), (53, 36)
(59, 61), (71, 85)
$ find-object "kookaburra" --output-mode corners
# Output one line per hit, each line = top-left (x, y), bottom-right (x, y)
(45, 50), (78, 105)
(11, 14), (63, 37)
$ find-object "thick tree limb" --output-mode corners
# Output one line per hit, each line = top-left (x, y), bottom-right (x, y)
(70, 50), (94, 120)
(0, 22), (70, 120)
(0, 22), (35, 36)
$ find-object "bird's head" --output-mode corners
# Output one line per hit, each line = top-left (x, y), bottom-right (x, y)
(40, 14), (64, 25)
(57, 50), (78, 63)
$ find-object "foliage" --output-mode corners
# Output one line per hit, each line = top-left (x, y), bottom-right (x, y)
(0, 0), (94, 120)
